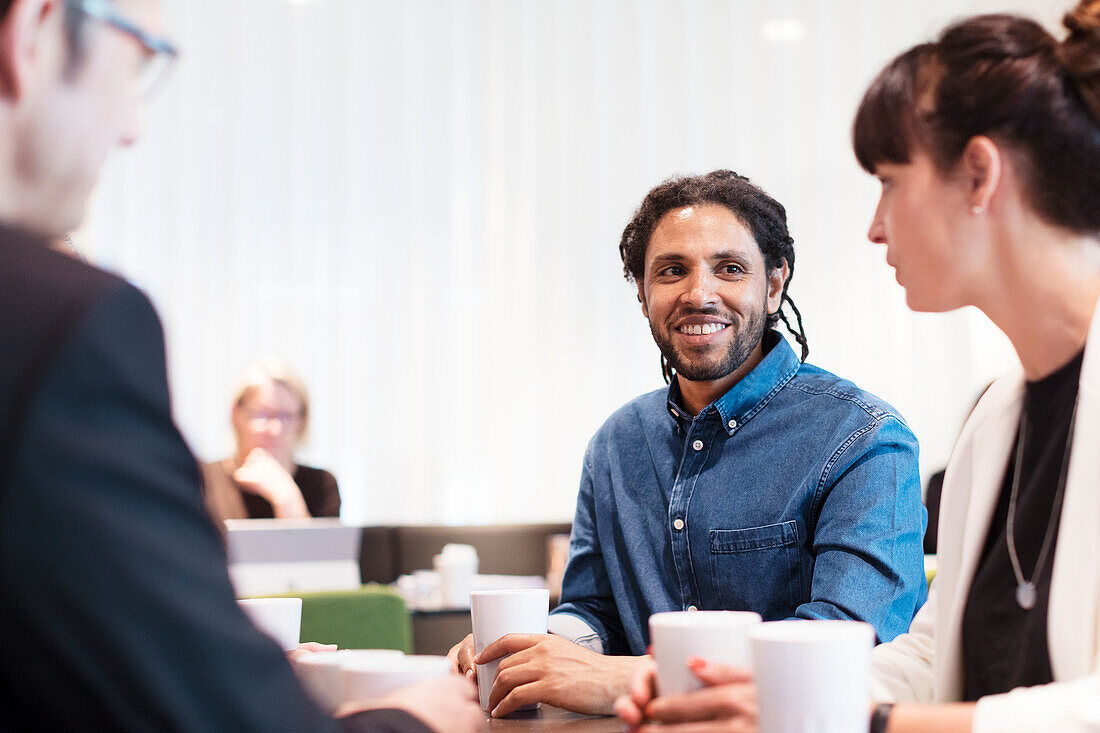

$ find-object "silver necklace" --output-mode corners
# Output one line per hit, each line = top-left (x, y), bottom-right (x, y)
(1005, 398), (1078, 610)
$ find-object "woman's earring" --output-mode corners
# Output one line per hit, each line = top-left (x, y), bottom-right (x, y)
(971, 205), (983, 215)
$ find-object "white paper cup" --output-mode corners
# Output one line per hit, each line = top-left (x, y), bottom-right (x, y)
(294, 649), (405, 713)
(237, 597), (302, 651)
(470, 588), (549, 711)
(649, 610), (762, 696)
(434, 544), (479, 609)
(342, 655), (453, 705)
(750, 620), (875, 733)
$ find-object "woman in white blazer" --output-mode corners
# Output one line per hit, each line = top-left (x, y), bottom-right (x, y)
(615, 2), (1100, 732)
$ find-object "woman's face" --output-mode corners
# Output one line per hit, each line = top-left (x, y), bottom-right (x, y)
(867, 149), (982, 312)
(231, 381), (304, 464)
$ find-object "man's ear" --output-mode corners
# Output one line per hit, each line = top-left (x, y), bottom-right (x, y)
(0, 0), (58, 102)
(766, 259), (789, 315)
(636, 280), (649, 319)
(960, 135), (1003, 214)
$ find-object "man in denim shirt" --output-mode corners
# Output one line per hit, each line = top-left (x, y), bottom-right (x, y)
(451, 171), (927, 717)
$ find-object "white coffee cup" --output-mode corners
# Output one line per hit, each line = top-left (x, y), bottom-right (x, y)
(750, 620), (875, 733)
(470, 588), (549, 711)
(649, 610), (762, 696)
(237, 597), (302, 651)
(342, 655), (453, 705)
(294, 649), (405, 713)
(434, 543), (479, 609)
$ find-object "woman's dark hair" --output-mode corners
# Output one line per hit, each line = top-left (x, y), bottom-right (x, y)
(619, 170), (809, 370)
(852, 0), (1100, 234)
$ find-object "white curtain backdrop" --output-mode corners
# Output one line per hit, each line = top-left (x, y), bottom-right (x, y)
(78, 0), (1061, 525)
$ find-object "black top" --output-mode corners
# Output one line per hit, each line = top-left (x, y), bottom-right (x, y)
(961, 350), (1083, 701)
(243, 465), (341, 519)
(0, 225), (424, 732)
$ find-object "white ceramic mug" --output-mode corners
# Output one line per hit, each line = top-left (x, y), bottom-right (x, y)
(750, 620), (875, 733)
(294, 649), (405, 713)
(649, 610), (762, 696)
(342, 655), (453, 706)
(470, 588), (549, 711)
(237, 597), (302, 651)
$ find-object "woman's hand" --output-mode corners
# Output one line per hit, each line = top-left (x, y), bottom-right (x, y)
(233, 448), (310, 518)
(615, 655), (757, 732)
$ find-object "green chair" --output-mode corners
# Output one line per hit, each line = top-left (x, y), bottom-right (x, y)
(253, 585), (413, 653)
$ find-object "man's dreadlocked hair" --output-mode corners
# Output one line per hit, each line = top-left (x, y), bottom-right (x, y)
(619, 170), (809, 382)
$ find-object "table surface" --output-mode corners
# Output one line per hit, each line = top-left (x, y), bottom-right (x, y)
(480, 706), (623, 731)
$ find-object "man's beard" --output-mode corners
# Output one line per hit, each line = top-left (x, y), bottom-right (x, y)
(651, 303), (768, 382)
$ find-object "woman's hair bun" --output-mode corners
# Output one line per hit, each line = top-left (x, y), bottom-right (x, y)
(1059, 0), (1100, 121)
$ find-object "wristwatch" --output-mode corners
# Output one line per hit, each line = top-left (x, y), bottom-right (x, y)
(870, 703), (895, 733)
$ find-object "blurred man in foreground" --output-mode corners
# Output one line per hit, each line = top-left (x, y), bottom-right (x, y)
(0, 1), (480, 729)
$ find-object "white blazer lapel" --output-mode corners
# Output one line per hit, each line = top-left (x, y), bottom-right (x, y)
(1048, 314), (1100, 680)
(936, 379), (1023, 701)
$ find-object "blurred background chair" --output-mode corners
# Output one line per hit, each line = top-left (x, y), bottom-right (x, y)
(252, 586), (413, 653)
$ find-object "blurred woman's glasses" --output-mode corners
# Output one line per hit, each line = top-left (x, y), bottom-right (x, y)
(239, 409), (303, 431)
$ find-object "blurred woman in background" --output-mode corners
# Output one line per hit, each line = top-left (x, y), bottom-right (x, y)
(203, 357), (341, 522)
(617, 2), (1100, 731)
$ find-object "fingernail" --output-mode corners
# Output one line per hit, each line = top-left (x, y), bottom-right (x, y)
(686, 656), (705, 668)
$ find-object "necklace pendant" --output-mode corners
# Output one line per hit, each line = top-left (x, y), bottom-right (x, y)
(1016, 582), (1037, 610)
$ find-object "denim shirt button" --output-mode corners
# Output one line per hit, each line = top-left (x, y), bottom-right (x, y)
(673, 518), (685, 531)
(728, 419), (738, 429)
(692, 439), (704, 451)
(686, 605), (698, 612)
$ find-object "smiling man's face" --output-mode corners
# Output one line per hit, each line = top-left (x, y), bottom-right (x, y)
(639, 203), (784, 385)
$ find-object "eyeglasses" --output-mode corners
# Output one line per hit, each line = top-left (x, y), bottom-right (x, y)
(67, 0), (179, 99)
(239, 409), (303, 431)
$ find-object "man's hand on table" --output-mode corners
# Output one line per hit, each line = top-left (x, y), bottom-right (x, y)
(448, 633), (479, 681)
(614, 656), (757, 732)
(335, 674), (483, 732)
(465, 632), (644, 717)
(287, 642), (337, 664)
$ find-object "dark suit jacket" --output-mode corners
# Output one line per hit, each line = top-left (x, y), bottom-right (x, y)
(0, 227), (426, 732)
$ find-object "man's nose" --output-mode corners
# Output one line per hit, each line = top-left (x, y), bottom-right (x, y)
(683, 271), (720, 308)
(118, 104), (142, 148)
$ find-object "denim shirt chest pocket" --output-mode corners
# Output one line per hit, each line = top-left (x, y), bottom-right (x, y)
(707, 520), (802, 619)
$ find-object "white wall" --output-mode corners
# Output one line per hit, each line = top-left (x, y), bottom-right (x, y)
(78, 0), (1063, 524)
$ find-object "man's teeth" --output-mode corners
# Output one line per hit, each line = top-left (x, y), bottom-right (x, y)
(679, 323), (728, 335)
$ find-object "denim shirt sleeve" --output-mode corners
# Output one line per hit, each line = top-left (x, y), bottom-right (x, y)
(793, 414), (928, 642)
(550, 448), (629, 655)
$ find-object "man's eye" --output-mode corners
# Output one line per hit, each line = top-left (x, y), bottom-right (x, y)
(723, 265), (743, 275)
(659, 266), (684, 277)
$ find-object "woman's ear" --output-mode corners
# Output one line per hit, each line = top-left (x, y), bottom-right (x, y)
(960, 135), (1003, 215)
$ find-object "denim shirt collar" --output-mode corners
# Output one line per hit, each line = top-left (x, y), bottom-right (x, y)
(666, 330), (802, 435)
